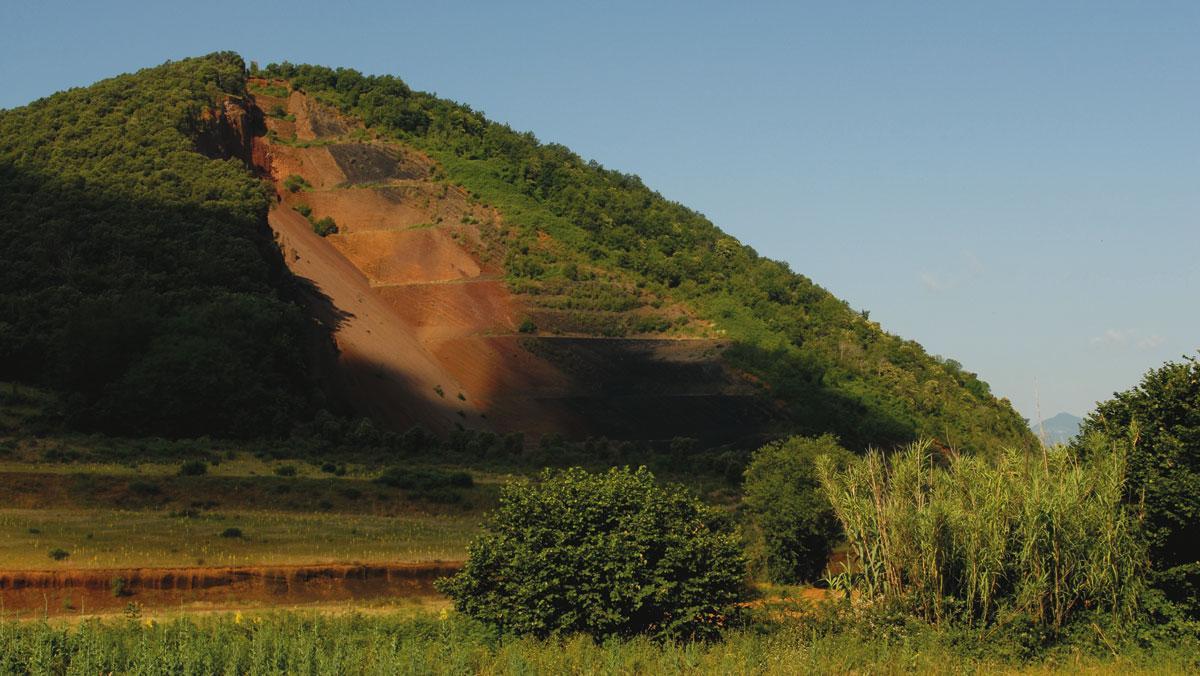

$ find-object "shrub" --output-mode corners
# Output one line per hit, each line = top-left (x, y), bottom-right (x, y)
(219, 527), (243, 539)
(437, 466), (747, 639)
(742, 435), (854, 583)
(178, 460), (207, 476)
(110, 576), (127, 597)
(48, 548), (70, 561)
(817, 440), (1146, 632)
(293, 203), (312, 218)
(1075, 355), (1200, 615)
(283, 174), (311, 192)
(518, 317), (537, 334)
(274, 464), (297, 477)
(311, 216), (339, 236)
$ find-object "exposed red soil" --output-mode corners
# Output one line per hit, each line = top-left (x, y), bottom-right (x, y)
(375, 281), (515, 332)
(268, 145), (348, 190)
(0, 562), (460, 618)
(269, 204), (476, 432)
(241, 84), (774, 443)
(313, 186), (490, 235)
(333, 229), (484, 283)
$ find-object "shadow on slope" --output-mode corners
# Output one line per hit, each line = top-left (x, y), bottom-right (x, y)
(0, 161), (360, 437)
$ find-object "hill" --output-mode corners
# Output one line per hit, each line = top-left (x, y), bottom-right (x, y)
(0, 53), (1034, 453)
(1033, 412), (1082, 445)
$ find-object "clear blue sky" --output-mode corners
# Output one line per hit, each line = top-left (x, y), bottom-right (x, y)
(4, 1), (1197, 422)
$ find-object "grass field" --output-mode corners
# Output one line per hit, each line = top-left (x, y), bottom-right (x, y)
(0, 508), (475, 569)
(2, 605), (1196, 675)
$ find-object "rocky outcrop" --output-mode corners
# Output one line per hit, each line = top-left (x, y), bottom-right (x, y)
(195, 97), (266, 169)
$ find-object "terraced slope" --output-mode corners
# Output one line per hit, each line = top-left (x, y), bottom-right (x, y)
(250, 85), (771, 442)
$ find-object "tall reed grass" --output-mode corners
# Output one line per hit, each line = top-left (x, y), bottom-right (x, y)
(816, 440), (1145, 631)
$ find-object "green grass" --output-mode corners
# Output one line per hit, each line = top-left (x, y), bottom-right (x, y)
(247, 82), (290, 99)
(1, 607), (1195, 675)
(0, 508), (475, 569)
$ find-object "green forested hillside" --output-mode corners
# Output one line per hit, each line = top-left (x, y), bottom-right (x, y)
(262, 61), (1033, 452)
(0, 53), (317, 437)
(0, 53), (1033, 452)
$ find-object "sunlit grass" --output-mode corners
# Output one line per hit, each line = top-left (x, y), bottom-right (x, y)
(1, 605), (1196, 675)
(0, 508), (476, 569)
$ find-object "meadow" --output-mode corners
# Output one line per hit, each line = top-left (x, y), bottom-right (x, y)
(0, 508), (474, 569)
(2, 605), (1196, 675)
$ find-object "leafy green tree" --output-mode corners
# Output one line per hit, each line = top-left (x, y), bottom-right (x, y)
(742, 435), (854, 583)
(1076, 355), (1200, 613)
(437, 466), (747, 638)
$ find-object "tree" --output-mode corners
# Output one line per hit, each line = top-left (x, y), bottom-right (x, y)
(1076, 354), (1200, 614)
(742, 435), (854, 583)
(437, 466), (747, 638)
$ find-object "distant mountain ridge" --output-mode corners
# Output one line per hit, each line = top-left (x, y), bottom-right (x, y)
(1033, 412), (1082, 445)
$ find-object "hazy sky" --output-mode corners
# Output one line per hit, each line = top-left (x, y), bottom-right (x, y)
(3, 1), (1196, 421)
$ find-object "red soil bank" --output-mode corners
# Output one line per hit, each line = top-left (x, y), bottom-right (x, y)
(0, 562), (461, 618)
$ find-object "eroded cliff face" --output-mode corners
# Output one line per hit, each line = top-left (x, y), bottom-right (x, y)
(195, 96), (267, 169)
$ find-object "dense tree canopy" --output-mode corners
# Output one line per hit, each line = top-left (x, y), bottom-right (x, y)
(1076, 355), (1200, 613)
(743, 435), (854, 583)
(0, 53), (316, 436)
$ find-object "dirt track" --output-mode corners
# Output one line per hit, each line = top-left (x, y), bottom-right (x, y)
(0, 561), (460, 618)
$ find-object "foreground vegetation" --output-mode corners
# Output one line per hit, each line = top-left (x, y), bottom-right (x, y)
(819, 440), (1144, 632)
(2, 605), (1196, 675)
(440, 467), (745, 639)
(1075, 355), (1200, 616)
(1, 51), (1194, 672)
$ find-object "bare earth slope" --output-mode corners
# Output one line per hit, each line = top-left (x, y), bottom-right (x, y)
(249, 84), (773, 442)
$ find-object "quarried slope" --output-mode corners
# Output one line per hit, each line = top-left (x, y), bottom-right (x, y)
(250, 82), (772, 442)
